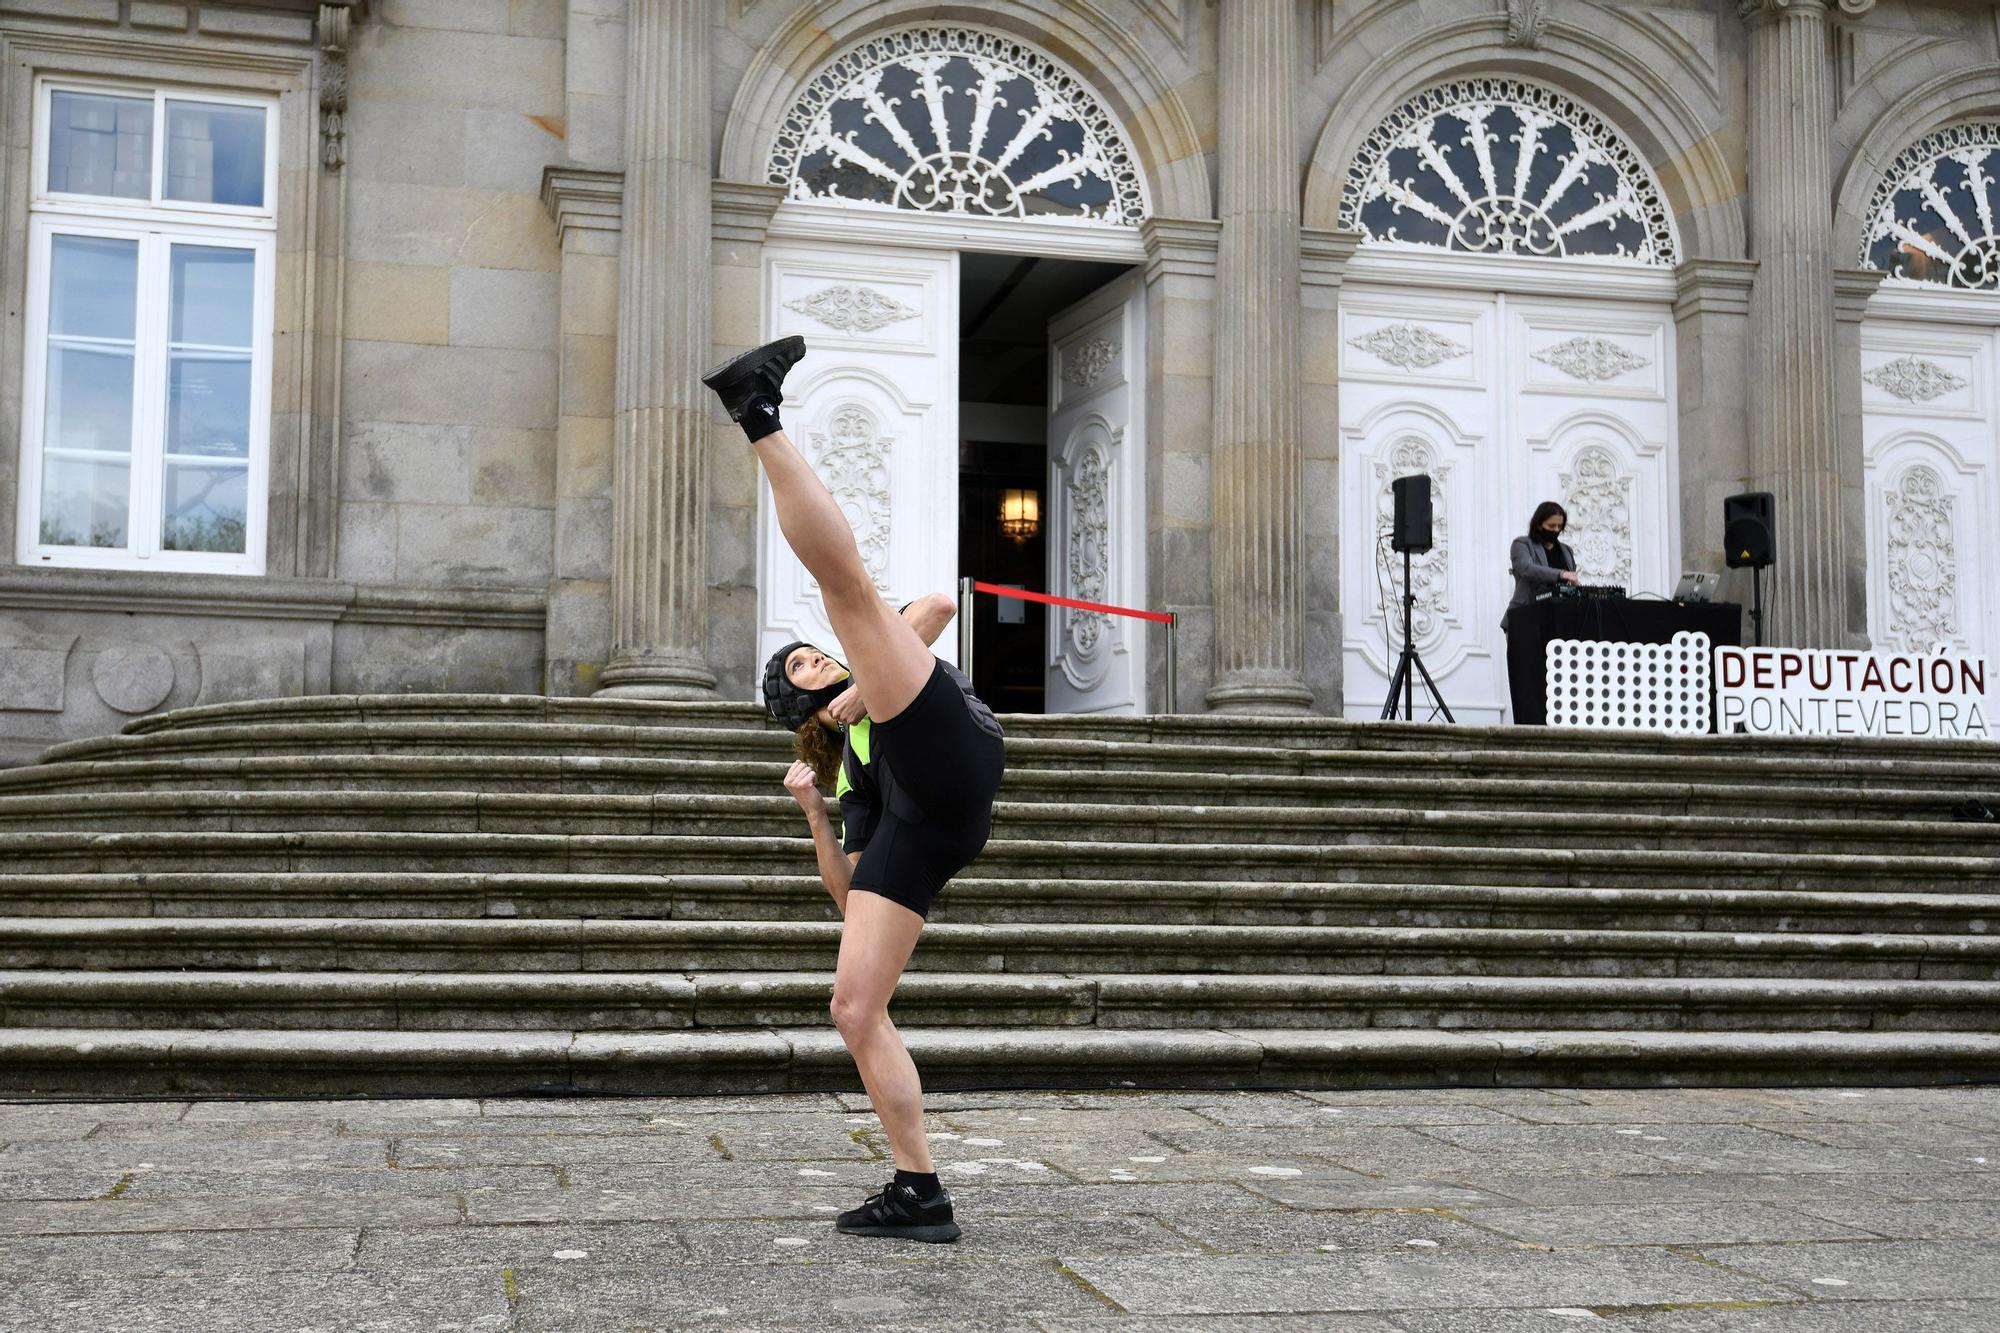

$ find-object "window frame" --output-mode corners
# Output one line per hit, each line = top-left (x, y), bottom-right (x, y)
(18, 77), (277, 576)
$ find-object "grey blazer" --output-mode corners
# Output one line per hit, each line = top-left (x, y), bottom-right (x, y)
(1501, 535), (1575, 633)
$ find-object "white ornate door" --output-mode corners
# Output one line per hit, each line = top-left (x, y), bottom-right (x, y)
(1339, 283), (1677, 723)
(1860, 320), (1998, 656)
(1045, 271), (1146, 713)
(758, 243), (960, 672)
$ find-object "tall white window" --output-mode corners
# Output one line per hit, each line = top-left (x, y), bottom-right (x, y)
(18, 81), (276, 574)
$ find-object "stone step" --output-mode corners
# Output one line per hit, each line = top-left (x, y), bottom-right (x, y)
(7, 789), (1997, 858)
(5, 917), (1995, 979)
(43, 720), (2000, 785)
(3, 830), (1994, 892)
(5, 871), (1993, 935)
(5, 969), (1997, 1033)
(6, 752), (1992, 822)
(6, 1025), (1999, 1097)
(101, 692), (2000, 767)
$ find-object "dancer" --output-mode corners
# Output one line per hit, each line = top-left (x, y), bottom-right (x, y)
(702, 336), (1006, 1245)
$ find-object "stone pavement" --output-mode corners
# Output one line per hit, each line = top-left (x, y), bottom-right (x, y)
(1, 1086), (1997, 1332)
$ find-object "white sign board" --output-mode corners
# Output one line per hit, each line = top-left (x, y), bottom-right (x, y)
(1546, 633), (1712, 734)
(1716, 647), (1996, 741)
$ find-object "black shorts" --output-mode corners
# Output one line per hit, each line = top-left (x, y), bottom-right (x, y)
(847, 661), (1006, 919)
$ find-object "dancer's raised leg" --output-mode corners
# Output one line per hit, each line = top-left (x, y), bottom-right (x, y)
(704, 338), (932, 721)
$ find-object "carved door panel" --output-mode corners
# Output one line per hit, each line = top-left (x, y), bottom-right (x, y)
(1860, 321), (1997, 656)
(758, 243), (960, 674)
(1510, 296), (1679, 638)
(1046, 271), (1146, 713)
(1338, 286), (1499, 721)
(1338, 287), (1679, 723)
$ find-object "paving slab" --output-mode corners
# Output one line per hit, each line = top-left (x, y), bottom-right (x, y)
(1459, 1201), (1883, 1247)
(0, 1270), (509, 1333)
(1688, 1238), (2000, 1301)
(0, 1227), (361, 1280)
(1790, 1198), (2000, 1239)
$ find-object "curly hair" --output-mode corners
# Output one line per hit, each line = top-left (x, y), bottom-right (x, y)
(792, 721), (844, 790)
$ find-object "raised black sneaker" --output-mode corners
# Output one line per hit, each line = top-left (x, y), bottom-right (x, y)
(700, 335), (806, 422)
(833, 1178), (961, 1243)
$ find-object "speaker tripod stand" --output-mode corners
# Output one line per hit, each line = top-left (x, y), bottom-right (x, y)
(1379, 546), (1454, 723)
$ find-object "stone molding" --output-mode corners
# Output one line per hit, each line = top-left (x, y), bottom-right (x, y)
(1672, 258), (1759, 322)
(711, 180), (787, 244)
(0, 569), (543, 630)
(1833, 267), (1887, 324)
(315, 1), (370, 171)
(1300, 228), (1364, 290)
(1139, 217), (1222, 282)
(540, 167), (624, 239)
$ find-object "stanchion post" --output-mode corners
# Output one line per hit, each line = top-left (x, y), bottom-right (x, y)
(958, 577), (975, 686)
(1164, 613), (1178, 715)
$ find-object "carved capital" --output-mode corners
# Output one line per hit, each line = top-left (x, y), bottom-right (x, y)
(1738, 0), (1830, 21)
(315, 2), (370, 171)
(1504, 0), (1552, 49)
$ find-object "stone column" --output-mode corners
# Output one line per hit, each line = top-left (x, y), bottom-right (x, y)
(1206, 0), (1309, 713)
(1740, 0), (1849, 647)
(596, 0), (716, 697)
(1300, 228), (1362, 716)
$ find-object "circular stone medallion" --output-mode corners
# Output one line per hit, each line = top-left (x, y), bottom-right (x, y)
(92, 643), (176, 714)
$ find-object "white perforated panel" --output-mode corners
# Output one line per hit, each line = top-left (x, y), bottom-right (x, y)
(1545, 631), (1712, 733)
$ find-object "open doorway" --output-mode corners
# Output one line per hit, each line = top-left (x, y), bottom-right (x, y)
(958, 253), (1130, 713)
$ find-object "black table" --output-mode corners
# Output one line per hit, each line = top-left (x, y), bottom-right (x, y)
(1505, 597), (1742, 727)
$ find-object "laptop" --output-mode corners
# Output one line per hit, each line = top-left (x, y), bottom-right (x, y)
(1674, 571), (1720, 603)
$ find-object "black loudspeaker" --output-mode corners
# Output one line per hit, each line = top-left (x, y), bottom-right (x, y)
(1391, 474), (1433, 553)
(1724, 491), (1775, 569)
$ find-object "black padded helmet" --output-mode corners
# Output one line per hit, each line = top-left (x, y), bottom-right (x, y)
(763, 641), (848, 731)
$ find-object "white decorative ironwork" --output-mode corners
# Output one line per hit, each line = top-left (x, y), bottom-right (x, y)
(1065, 445), (1111, 658)
(1534, 335), (1649, 382)
(1862, 123), (2000, 289)
(1062, 337), (1119, 388)
(1546, 632), (1711, 733)
(1341, 78), (1678, 265)
(768, 27), (1147, 226)
(1560, 446), (1635, 589)
(784, 284), (918, 333)
(1863, 355), (1968, 403)
(1374, 435), (1450, 646)
(805, 405), (894, 594)
(1349, 323), (1469, 371)
(1882, 464), (1959, 652)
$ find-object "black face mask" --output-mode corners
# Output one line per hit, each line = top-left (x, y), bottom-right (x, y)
(1539, 528), (1564, 543)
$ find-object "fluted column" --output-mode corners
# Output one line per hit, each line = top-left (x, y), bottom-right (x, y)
(597, 0), (716, 697)
(1741, 0), (1847, 647)
(1206, 0), (1309, 713)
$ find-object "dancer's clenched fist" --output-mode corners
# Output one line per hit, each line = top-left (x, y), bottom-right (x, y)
(783, 759), (823, 812)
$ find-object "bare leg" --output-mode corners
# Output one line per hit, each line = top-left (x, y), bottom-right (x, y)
(751, 427), (934, 724)
(829, 890), (933, 1173)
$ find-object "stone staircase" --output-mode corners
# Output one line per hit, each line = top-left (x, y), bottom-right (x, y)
(2, 694), (1999, 1096)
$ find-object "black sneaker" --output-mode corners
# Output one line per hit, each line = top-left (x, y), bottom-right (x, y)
(833, 1178), (961, 1243)
(700, 335), (806, 422)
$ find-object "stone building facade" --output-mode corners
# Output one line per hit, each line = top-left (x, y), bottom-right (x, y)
(2, 0), (1998, 759)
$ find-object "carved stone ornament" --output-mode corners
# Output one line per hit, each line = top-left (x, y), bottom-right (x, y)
(1374, 435), (1450, 647)
(1862, 355), (1968, 403)
(1341, 78), (1679, 265)
(317, 3), (354, 171)
(1065, 445), (1111, 660)
(1062, 338), (1119, 388)
(784, 285), (918, 333)
(1560, 445), (1635, 589)
(1348, 323), (1470, 371)
(806, 405), (894, 594)
(1862, 123), (2000, 288)
(1533, 335), (1650, 382)
(769, 27), (1148, 226)
(1883, 464), (1958, 652)
(1505, 0), (1552, 48)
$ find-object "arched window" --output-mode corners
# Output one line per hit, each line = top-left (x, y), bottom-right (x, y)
(766, 28), (1147, 226)
(1340, 78), (1678, 266)
(1862, 124), (2000, 290)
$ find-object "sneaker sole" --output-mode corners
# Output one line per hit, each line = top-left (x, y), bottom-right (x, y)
(699, 335), (805, 391)
(833, 1221), (962, 1243)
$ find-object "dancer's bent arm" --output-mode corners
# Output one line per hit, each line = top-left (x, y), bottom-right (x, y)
(787, 760), (862, 917)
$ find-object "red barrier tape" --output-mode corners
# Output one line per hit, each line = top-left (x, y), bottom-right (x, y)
(971, 580), (1175, 625)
